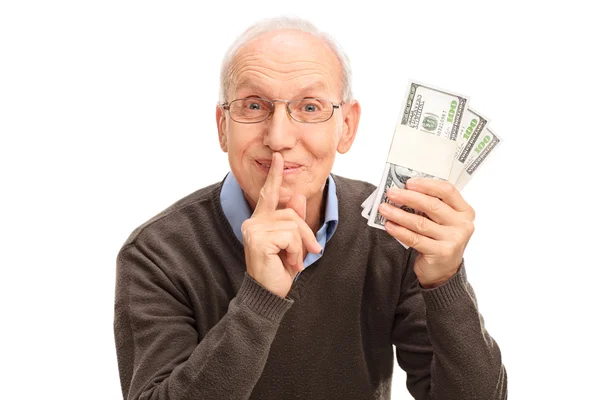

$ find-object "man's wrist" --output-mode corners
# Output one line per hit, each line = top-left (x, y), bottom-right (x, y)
(418, 260), (463, 289)
(420, 261), (469, 311)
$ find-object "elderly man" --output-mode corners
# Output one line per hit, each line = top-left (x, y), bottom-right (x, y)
(114, 17), (507, 400)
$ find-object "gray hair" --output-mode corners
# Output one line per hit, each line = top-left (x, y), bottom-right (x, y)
(218, 16), (353, 104)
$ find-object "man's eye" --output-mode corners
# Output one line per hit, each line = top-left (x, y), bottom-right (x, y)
(247, 103), (262, 110)
(300, 101), (325, 113)
(303, 104), (318, 112)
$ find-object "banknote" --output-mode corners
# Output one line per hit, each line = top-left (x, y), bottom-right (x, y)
(367, 81), (468, 230)
(361, 190), (377, 219)
(361, 127), (503, 223)
(400, 81), (468, 139)
(367, 164), (439, 228)
(454, 127), (502, 191)
(449, 107), (490, 184)
(361, 190), (376, 209)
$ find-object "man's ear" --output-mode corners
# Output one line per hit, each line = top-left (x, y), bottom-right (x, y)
(337, 100), (361, 154)
(216, 104), (228, 152)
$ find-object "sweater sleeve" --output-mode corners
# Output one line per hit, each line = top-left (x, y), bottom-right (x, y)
(392, 251), (507, 400)
(114, 243), (293, 400)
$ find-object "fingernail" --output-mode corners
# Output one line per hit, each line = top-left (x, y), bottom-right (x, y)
(388, 188), (400, 196)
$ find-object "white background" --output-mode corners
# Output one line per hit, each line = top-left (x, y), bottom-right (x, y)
(1, 1), (599, 399)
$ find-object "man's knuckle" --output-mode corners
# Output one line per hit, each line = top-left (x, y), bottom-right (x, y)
(444, 183), (457, 197)
(283, 208), (296, 219)
(449, 228), (464, 243)
(428, 198), (442, 213)
(284, 230), (294, 242)
(469, 207), (476, 220)
(244, 222), (263, 240)
(415, 216), (429, 233)
(241, 221), (251, 236)
(409, 232), (420, 248)
(463, 220), (475, 236)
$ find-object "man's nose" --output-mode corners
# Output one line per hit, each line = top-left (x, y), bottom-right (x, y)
(263, 102), (297, 151)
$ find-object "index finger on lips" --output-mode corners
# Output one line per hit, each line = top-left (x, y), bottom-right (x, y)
(253, 152), (284, 216)
(405, 178), (472, 215)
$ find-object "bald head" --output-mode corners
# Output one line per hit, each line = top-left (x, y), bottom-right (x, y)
(226, 29), (344, 103)
(218, 17), (353, 103)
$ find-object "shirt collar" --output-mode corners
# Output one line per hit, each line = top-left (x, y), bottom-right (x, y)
(220, 172), (338, 244)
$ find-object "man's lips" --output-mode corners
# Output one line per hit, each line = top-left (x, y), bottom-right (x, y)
(255, 159), (302, 169)
(254, 159), (303, 177)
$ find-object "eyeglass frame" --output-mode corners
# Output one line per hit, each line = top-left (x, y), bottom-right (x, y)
(220, 97), (344, 124)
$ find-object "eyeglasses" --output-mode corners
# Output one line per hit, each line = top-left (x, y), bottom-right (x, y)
(221, 98), (343, 124)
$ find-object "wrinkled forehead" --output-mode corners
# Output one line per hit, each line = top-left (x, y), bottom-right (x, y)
(228, 30), (343, 100)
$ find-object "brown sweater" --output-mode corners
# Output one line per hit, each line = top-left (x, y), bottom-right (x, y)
(114, 174), (507, 400)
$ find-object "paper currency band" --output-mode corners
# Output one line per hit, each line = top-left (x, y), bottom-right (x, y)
(387, 125), (457, 180)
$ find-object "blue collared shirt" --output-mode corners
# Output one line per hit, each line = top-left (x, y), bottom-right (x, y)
(220, 172), (338, 273)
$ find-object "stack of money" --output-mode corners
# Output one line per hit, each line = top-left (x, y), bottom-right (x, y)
(362, 81), (502, 246)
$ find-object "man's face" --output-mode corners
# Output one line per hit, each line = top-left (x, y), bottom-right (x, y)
(216, 30), (359, 210)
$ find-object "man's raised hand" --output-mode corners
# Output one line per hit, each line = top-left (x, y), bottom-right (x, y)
(241, 152), (322, 298)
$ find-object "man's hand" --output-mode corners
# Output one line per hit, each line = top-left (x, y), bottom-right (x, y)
(378, 178), (475, 288)
(241, 152), (322, 298)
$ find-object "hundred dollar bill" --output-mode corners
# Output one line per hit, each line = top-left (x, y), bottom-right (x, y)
(449, 107), (490, 184)
(361, 190), (376, 209)
(361, 190), (377, 219)
(367, 81), (468, 231)
(455, 127), (502, 191)
(368, 164), (439, 228)
(400, 81), (468, 139)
